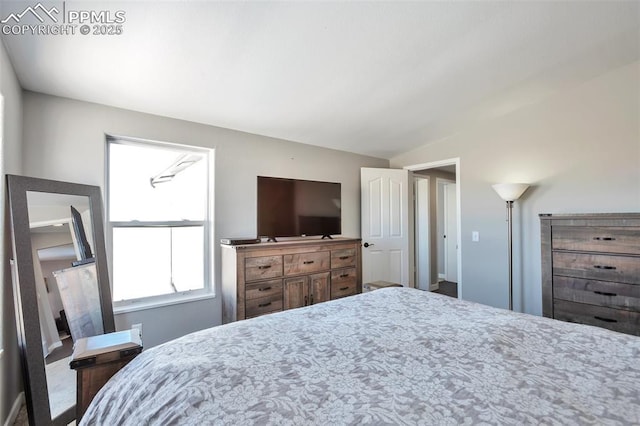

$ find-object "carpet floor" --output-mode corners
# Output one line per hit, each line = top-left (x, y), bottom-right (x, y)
(433, 280), (458, 298)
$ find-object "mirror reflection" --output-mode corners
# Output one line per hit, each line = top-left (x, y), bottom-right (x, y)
(26, 191), (102, 419)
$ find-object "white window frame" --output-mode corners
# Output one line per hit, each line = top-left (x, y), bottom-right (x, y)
(106, 135), (215, 313)
(0, 94), (4, 354)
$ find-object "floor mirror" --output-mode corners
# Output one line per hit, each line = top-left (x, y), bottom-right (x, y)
(7, 175), (115, 426)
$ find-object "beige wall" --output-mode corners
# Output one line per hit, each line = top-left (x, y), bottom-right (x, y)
(392, 61), (640, 314)
(0, 39), (23, 424)
(21, 92), (388, 347)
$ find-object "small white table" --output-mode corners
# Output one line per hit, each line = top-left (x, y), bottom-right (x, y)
(70, 330), (142, 420)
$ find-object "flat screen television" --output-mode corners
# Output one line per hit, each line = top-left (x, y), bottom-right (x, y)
(257, 176), (341, 241)
(70, 205), (94, 265)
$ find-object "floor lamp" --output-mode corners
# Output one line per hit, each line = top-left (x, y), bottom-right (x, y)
(492, 183), (529, 311)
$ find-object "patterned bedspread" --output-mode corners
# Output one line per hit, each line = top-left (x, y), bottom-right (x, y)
(81, 288), (640, 425)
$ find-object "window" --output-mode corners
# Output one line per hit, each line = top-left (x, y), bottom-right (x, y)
(0, 94), (4, 354)
(107, 136), (213, 307)
(0, 94), (3, 359)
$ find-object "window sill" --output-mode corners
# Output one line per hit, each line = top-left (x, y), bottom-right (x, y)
(113, 292), (216, 315)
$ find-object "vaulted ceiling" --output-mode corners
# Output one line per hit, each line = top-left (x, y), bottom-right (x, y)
(2, 1), (638, 159)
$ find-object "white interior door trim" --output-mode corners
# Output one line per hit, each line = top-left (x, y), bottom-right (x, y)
(444, 181), (458, 283)
(436, 177), (455, 284)
(404, 158), (462, 299)
(414, 176), (430, 291)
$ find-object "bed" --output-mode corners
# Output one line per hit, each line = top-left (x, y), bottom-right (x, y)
(81, 288), (640, 425)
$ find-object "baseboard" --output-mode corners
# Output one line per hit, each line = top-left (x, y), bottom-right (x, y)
(3, 392), (24, 426)
(48, 340), (63, 354)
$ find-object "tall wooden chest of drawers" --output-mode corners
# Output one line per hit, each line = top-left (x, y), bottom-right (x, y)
(540, 213), (640, 336)
(221, 238), (362, 323)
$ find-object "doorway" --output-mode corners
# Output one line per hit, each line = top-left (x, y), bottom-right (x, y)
(360, 161), (461, 297)
(408, 159), (461, 299)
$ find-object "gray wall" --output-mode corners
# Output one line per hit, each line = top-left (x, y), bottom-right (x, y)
(392, 61), (640, 315)
(1, 39), (23, 424)
(41, 259), (72, 319)
(21, 91), (388, 347)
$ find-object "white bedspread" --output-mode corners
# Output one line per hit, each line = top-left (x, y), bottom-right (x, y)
(81, 288), (640, 425)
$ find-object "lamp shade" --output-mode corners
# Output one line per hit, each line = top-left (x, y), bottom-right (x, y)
(492, 183), (529, 201)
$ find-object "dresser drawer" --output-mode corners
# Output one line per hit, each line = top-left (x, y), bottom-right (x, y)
(553, 276), (640, 312)
(331, 268), (357, 299)
(331, 281), (357, 299)
(552, 252), (640, 285)
(331, 249), (357, 269)
(553, 299), (640, 336)
(245, 256), (283, 282)
(245, 279), (283, 301)
(245, 293), (283, 318)
(553, 226), (640, 255)
(284, 251), (330, 276)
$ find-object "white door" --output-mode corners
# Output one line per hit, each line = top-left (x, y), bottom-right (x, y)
(361, 168), (411, 287)
(445, 183), (458, 283)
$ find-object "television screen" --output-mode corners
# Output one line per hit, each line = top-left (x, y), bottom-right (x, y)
(70, 205), (93, 260)
(257, 176), (341, 239)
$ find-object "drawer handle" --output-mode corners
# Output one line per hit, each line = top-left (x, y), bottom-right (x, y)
(594, 315), (617, 323)
(593, 290), (617, 297)
(339, 256), (351, 260)
(593, 265), (616, 270)
(593, 237), (616, 241)
(339, 286), (349, 291)
(339, 273), (349, 278)
(258, 302), (272, 308)
(304, 296), (308, 306)
(258, 287), (272, 292)
(303, 260), (315, 265)
(258, 265), (272, 270)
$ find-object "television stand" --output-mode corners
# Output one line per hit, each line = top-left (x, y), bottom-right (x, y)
(221, 237), (362, 323)
(321, 235), (333, 239)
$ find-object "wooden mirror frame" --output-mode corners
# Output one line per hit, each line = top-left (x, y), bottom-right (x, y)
(7, 175), (115, 426)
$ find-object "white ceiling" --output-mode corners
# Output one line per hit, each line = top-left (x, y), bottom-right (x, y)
(2, 1), (638, 159)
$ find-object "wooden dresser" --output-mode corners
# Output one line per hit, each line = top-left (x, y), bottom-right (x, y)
(540, 213), (640, 336)
(221, 238), (362, 323)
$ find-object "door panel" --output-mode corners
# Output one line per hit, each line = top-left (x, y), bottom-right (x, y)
(309, 272), (330, 305)
(389, 249), (404, 284)
(283, 277), (307, 310)
(368, 178), (383, 238)
(389, 178), (403, 237)
(361, 168), (411, 286)
(368, 250), (386, 283)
